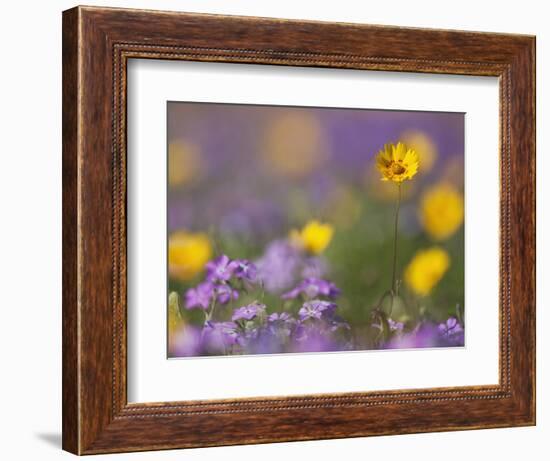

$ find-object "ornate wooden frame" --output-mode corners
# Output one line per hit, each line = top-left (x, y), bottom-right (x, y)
(62, 5), (536, 455)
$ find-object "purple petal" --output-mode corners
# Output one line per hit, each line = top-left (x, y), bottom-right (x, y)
(446, 317), (458, 329)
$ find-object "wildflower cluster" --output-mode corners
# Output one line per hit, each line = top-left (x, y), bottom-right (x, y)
(173, 248), (352, 356)
(382, 316), (465, 349)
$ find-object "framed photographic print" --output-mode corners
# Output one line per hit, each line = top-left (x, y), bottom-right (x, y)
(62, 6), (535, 454)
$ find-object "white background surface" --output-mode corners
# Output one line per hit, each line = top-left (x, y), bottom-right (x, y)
(128, 60), (499, 402)
(0, 0), (546, 460)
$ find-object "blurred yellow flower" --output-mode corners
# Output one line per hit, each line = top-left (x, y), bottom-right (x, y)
(169, 231), (212, 281)
(168, 141), (204, 188)
(290, 220), (334, 255)
(263, 112), (327, 179)
(404, 247), (450, 296)
(376, 142), (419, 183)
(419, 184), (464, 240)
(400, 130), (437, 173)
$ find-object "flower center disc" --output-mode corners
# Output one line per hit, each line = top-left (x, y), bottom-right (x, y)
(391, 162), (406, 175)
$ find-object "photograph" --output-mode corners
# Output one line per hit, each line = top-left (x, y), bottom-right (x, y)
(0, 0), (541, 458)
(167, 102), (466, 357)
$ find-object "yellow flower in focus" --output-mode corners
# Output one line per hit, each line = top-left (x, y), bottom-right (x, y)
(376, 142), (419, 183)
(169, 231), (212, 281)
(420, 184), (464, 240)
(405, 247), (450, 296)
(400, 130), (437, 173)
(168, 141), (204, 188)
(290, 220), (334, 255)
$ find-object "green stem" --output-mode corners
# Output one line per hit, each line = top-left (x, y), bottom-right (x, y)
(205, 296), (217, 323)
(391, 184), (401, 296)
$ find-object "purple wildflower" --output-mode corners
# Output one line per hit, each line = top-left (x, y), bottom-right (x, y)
(291, 325), (339, 352)
(283, 278), (340, 300)
(298, 300), (337, 321)
(231, 259), (258, 283)
(255, 240), (300, 293)
(203, 321), (241, 347)
(267, 312), (293, 323)
(240, 325), (261, 346)
(214, 284), (239, 304)
(388, 319), (405, 332)
(206, 255), (235, 282)
(438, 317), (464, 346)
(265, 312), (297, 339)
(232, 301), (266, 321)
(385, 323), (441, 349)
(328, 316), (352, 332)
(184, 281), (213, 310)
(169, 325), (202, 357)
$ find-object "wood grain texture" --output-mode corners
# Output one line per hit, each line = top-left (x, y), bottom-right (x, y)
(62, 6), (79, 454)
(62, 5), (536, 455)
